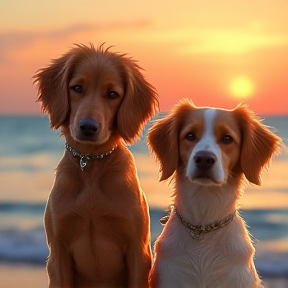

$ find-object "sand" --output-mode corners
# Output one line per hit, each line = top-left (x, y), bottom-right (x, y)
(0, 264), (287, 288)
(0, 264), (48, 288)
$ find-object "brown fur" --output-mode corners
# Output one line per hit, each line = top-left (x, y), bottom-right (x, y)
(33, 43), (158, 288)
(148, 99), (281, 185)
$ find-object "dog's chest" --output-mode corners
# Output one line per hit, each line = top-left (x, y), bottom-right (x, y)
(157, 216), (234, 282)
(51, 169), (133, 246)
(45, 155), (144, 281)
(155, 214), (259, 287)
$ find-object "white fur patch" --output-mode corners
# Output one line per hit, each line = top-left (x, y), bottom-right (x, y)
(186, 109), (225, 184)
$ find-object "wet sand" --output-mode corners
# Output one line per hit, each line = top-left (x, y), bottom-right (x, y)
(0, 264), (288, 288)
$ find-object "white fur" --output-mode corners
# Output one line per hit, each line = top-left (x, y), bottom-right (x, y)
(186, 109), (225, 185)
(150, 108), (263, 288)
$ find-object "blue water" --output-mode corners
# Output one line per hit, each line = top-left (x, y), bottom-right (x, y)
(0, 115), (288, 277)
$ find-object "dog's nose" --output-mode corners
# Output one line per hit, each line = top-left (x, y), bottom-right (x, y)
(79, 118), (99, 136)
(194, 151), (216, 170)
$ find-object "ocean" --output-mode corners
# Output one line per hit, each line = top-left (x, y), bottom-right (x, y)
(0, 115), (288, 279)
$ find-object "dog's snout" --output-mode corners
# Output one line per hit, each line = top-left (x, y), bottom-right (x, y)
(194, 151), (216, 170)
(79, 118), (99, 136)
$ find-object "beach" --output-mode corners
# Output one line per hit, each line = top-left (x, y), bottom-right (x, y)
(0, 263), (288, 288)
(0, 115), (288, 287)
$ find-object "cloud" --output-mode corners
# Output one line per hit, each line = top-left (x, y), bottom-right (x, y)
(136, 25), (288, 55)
(0, 19), (154, 62)
(179, 27), (288, 55)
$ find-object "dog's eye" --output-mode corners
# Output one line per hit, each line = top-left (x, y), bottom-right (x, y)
(186, 132), (196, 141)
(222, 135), (233, 144)
(71, 85), (83, 93)
(108, 91), (119, 99)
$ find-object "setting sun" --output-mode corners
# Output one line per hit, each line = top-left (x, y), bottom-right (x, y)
(230, 77), (255, 99)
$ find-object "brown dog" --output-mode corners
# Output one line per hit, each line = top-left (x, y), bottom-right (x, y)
(34, 44), (158, 288)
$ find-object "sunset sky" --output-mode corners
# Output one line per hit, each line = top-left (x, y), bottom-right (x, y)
(1, 0), (288, 115)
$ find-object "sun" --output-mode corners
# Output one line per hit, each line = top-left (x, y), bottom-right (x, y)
(229, 77), (254, 99)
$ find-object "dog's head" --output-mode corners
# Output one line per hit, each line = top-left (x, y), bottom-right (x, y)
(33, 44), (158, 145)
(148, 99), (281, 186)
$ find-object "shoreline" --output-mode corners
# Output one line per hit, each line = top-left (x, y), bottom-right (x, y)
(0, 263), (287, 288)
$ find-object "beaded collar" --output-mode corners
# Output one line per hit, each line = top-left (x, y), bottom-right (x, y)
(65, 142), (117, 169)
(160, 205), (236, 241)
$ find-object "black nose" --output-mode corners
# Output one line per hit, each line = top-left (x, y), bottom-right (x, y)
(79, 118), (99, 136)
(194, 151), (216, 170)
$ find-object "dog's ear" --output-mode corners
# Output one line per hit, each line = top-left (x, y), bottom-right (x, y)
(117, 57), (159, 144)
(33, 52), (72, 129)
(148, 99), (193, 181)
(233, 104), (281, 185)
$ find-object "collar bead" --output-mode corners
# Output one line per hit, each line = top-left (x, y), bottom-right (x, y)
(65, 142), (117, 169)
(160, 205), (236, 241)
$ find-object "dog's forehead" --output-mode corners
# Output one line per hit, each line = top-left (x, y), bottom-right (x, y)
(70, 55), (123, 85)
(71, 51), (119, 73)
(183, 107), (216, 126)
(183, 108), (206, 126)
(213, 109), (240, 131)
(183, 107), (238, 132)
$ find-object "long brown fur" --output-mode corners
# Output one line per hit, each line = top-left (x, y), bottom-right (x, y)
(33, 43), (158, 288)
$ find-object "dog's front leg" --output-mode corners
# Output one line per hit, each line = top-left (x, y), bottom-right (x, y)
(126, 243), (152, 288)
(221, 265), (262, 288)
(45, 198), (75, 288)
(46, 240), (75, 288)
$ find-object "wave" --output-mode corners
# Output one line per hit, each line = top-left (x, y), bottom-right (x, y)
(1, 225), (288, 277)
(1, 115), (287, 159)
(0, 202), (46, 214)
(0, 202), (288, 277)
(255, 252), (288, 277)
(0, 226), (48, 265)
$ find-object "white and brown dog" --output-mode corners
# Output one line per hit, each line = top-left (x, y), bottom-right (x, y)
(148, 99), (281, 288)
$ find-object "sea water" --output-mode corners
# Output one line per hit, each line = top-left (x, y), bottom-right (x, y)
(0, 115), (288, 278)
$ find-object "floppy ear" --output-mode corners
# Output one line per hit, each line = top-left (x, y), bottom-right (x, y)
(33, 53), (72, 129)
(233, 104), (281, 185)
(148, 99), (193, 181)
(117, 57), (159, 144)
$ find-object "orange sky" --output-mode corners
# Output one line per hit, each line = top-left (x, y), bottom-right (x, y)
(0, 0), (288, 115)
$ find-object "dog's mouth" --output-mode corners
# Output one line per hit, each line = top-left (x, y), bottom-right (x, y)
(76, 134), (99, 143)
(188, 171), (223, 186)
(74, 131), (111, 145)
(192, 177), (221, 186)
